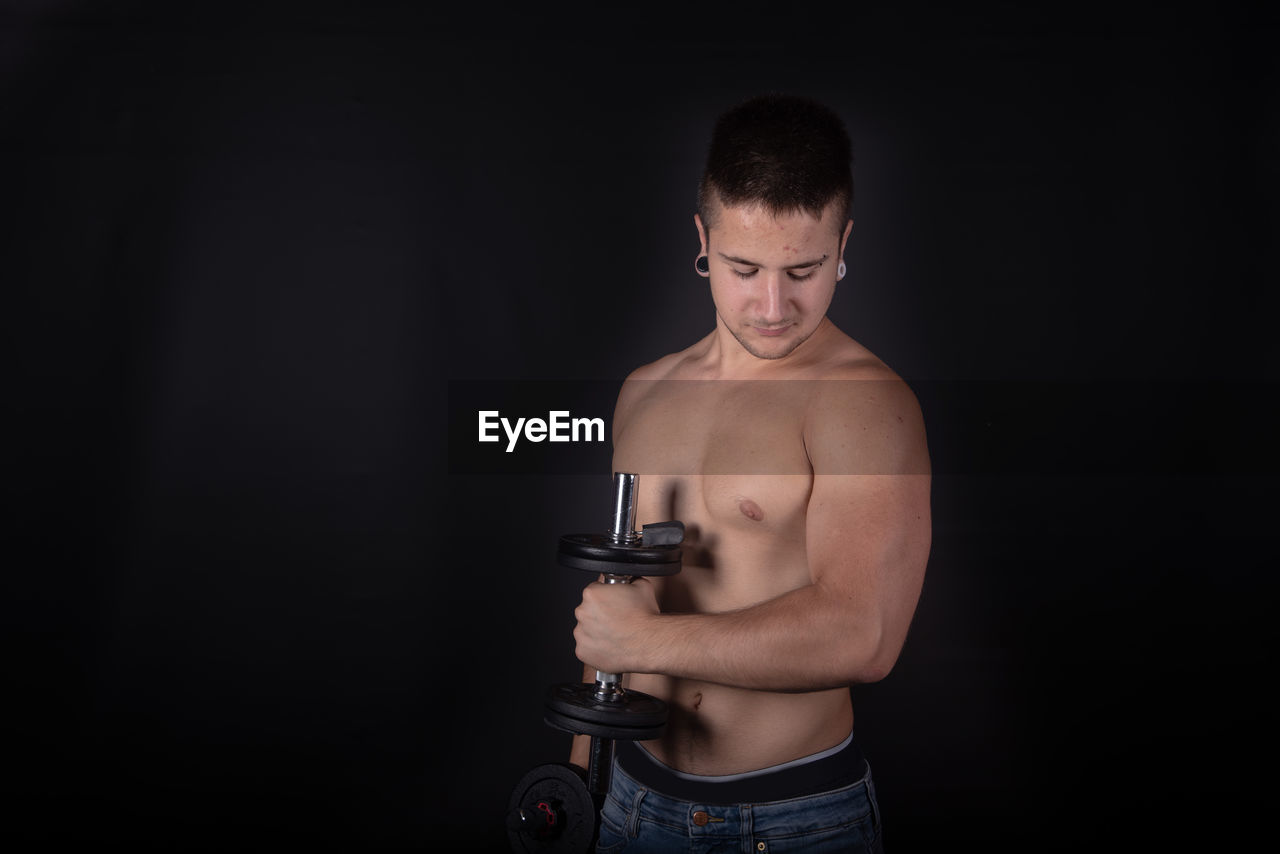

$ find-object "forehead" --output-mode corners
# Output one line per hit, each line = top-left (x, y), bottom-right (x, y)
(709, 200), (843, 253)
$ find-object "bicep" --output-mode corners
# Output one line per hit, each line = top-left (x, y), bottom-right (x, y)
(806, 473), (931, 613)
(803, 380), (932, 652)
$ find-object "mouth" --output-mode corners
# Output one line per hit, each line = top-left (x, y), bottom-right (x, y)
(752, 323), (793, 337)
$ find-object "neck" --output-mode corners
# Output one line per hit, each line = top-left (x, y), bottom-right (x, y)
(705, 316), (834, 379)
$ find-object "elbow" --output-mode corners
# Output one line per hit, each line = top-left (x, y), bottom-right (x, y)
(851, 655), (895, 685)
(840, 621), (898, 685)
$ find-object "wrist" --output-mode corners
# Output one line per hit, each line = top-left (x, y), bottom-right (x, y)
(625, 610), (664, 675)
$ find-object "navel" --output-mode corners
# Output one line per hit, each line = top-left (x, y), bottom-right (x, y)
(738, 498), (765, 522)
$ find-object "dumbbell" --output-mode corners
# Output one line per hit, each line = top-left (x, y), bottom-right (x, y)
(507, 472), (683, 853)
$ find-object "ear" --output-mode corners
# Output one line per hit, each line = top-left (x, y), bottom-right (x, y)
(839, 218), (853, 256)
(694, 213), (709, 255)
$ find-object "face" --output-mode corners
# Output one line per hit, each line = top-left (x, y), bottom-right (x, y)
(697, 200), (852, 361)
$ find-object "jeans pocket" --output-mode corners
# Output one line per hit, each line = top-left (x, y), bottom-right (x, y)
(595, 809), (628, 853)
(866, 775), (882, 833)
(757, 815), (877, 854)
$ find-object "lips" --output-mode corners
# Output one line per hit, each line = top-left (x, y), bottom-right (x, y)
(753, 324), (792, 337)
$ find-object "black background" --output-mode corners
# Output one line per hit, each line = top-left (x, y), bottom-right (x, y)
(4, 1), (1277, 850)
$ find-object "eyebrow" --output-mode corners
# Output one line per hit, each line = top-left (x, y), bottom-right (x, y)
(717, 252), (828, 270)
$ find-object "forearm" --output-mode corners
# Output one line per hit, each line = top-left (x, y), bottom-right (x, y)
(569, 733), (590, 768)
(567, 662), (593, 768)
(636, 583), (886, 692)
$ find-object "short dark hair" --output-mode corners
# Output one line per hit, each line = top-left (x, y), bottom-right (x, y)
(697, 94), (853, 232)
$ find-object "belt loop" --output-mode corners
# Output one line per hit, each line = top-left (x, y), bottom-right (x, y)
(625, 788), (646, 839)
(739, 804), (753, 854)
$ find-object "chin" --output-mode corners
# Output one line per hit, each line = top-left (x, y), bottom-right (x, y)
(749, 343), (795, 360)
(738, 327), (810, 361)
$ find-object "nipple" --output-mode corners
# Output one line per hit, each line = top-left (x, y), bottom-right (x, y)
(738, 498), (764, 522)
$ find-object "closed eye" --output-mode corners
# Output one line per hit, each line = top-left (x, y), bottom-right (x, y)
(733, 267), (817, 281)
(721, 254), (826, 280)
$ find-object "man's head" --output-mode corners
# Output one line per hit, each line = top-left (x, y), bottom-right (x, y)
(694, 94), (855, 361)
(697, 94), (853, 236)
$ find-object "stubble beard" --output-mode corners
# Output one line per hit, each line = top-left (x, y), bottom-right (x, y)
(726, 320), (818, 361)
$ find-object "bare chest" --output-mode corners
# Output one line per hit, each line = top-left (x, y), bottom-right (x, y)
(614, 382), (816, 608)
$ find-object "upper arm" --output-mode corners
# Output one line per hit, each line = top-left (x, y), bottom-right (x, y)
(611, 358), (670, 447)
(803, 374), (932, 678)
(611, 369), (647, 446)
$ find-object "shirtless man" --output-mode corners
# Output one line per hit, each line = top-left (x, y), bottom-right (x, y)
(569, 95), (931, 853)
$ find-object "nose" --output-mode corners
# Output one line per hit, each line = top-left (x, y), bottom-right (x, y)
(759, 273), (786, 323)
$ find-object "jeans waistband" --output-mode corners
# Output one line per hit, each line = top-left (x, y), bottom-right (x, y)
(614, 733), (867, 805)
(605, 748), (879, 840)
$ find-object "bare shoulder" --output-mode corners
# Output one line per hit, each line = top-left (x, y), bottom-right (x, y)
(803, 342), (930, 476)
(611, 343), (704, 442)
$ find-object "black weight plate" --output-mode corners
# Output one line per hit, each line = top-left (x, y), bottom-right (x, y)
(544, 706), (666, 741)
(545, 683), (669, 728)
(558, 534), (682, 576)
(507, 763), (595, 854)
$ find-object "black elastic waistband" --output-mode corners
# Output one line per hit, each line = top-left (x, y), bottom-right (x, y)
(614, 735), (867, 805)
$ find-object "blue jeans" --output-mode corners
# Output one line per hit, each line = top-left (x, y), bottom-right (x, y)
(594, 753), (884, 853)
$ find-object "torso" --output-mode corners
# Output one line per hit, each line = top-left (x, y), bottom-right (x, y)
(611, 320), (890, 775)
